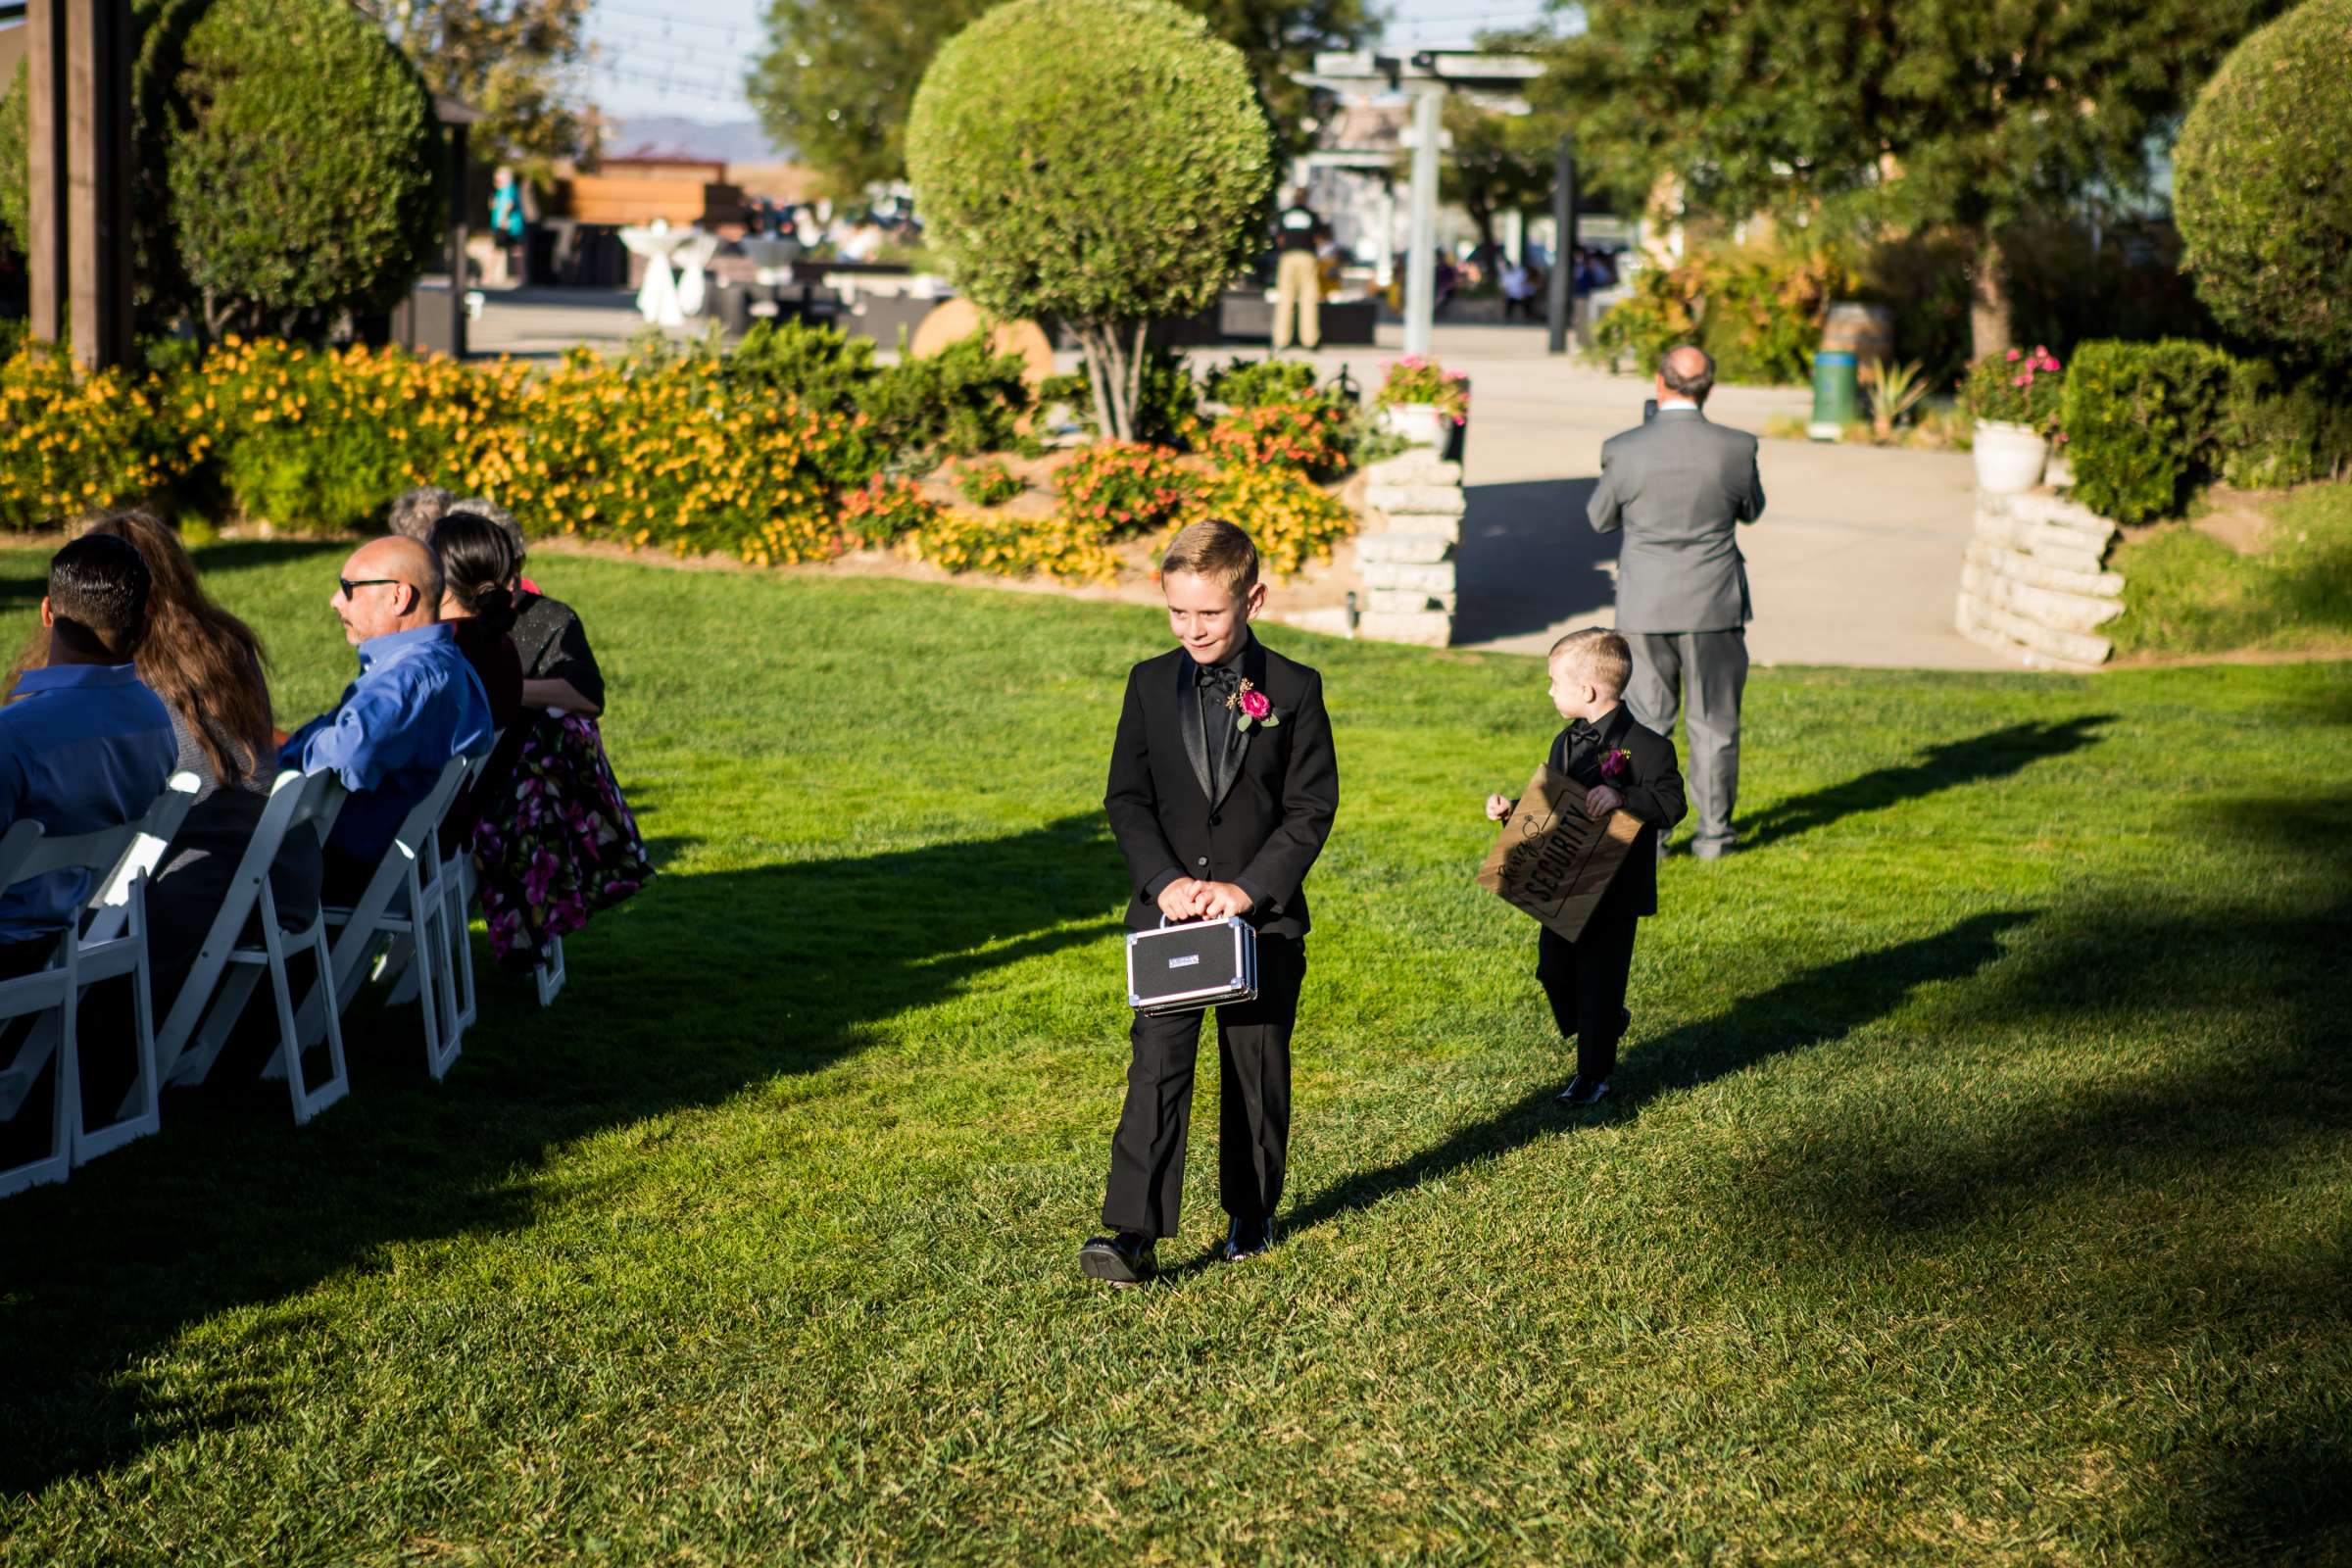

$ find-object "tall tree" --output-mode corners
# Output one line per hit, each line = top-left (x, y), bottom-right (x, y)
(753, 0), (1369, 198)
(1544, 0), (2290, 358)
(358, 0), (593, 168)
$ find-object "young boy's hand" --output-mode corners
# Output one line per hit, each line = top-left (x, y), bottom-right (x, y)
(1197, 881), (1254, 921)
(1156, 878), (1207, 922)
(1485, 793), (1515, 821)
(1585, 784), (1625, 820)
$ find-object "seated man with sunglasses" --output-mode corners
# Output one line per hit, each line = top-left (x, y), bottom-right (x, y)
(281, 537), (496, 901)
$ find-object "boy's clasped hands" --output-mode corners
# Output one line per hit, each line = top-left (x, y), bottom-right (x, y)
(1157, 876), (1253, 923)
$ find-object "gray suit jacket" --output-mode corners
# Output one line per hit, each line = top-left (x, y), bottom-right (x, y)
(1587, 409), (1767, 633)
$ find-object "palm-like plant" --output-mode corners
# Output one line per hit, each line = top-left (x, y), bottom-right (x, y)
(1864, 358), (1932, 443)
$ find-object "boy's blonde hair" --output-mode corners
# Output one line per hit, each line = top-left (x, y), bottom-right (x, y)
(1160, 517), (1260, 595)
(1548, 627), (1633, 697)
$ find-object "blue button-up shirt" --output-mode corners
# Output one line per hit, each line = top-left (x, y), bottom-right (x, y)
(281, 623), (494, 863)
(0, 662), (177, 944)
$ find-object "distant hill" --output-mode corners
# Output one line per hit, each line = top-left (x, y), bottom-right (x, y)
(601, 118), (787, 166)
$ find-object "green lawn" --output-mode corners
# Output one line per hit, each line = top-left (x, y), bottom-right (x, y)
(1, 544), (2347, 1566)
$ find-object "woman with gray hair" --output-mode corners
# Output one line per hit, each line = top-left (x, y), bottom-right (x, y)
(387, 486), (454, 543)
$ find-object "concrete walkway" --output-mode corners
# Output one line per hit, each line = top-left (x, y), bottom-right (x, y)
(1276, 326), (2011, 672)
(471, 296), (2008, 671)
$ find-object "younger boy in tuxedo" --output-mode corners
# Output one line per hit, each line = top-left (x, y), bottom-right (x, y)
(1082, 519), (1340, 1285)
(1484, 628), (1686, 1105)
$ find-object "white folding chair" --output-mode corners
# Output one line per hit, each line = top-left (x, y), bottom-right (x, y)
(160, 769), (355, 1125)
(535, 934), (565, 1007)
(0, 771), (200, 1191)
(294, 755), (474, 1082)
(381, 748), (487, 1038)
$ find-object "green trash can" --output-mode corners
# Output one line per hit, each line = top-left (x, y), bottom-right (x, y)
(1808, 350), (1859, 440)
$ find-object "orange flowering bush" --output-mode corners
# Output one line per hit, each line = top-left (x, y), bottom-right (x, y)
(1202, 396), (1352, 481)
(1054, 441), (1200, 540)
(0, 349), (168, 530)
(901, 507), (1121, 584)
(838, 473), (942, 546)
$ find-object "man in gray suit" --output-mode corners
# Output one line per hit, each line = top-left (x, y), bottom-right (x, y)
(1587, 345), (1766, 859)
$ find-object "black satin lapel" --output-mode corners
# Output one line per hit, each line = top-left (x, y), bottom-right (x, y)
(1176, 657), (1213, 804)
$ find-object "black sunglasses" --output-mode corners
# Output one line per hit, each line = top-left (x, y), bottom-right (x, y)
(337, 576), (402, 600)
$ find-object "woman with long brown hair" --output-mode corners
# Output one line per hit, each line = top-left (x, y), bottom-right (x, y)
(6, 511), (320, 1013)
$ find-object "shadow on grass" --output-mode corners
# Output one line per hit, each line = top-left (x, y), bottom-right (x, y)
(0, 811), (1128, 1494)
(1741, 715), (2115, 849)
(1722, 789), (2352, 1560)
(1282, 908), (2036, 1240)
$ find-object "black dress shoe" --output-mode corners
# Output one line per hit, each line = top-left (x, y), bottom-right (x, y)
(1556, 1074), (1611, 1106)
(1079, 1231), (1156, 1285)
(1219, 1214), (1276, 1262)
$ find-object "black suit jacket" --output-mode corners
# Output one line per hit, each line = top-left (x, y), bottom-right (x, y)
(1544, 704), (1687, 919)
(1104, 637), (1339, 939)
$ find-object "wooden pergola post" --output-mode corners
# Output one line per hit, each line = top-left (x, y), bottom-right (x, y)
(24, 0), (135, 369)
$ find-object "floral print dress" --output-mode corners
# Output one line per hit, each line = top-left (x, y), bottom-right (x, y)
(470, 711), (652, 969)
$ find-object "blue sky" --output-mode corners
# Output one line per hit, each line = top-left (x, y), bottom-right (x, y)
(587, 0), (1565, 122)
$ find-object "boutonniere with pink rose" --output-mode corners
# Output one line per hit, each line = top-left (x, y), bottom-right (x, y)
(1226, 678), (1283, 733)
(1597, 748), (1633, 785)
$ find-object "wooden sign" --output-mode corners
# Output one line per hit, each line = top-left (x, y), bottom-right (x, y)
(1476, 762), (1642, 942)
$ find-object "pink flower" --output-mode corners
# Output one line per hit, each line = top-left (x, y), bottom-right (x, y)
(2005, 349), (2022, 362)
(2014, 374), (2032, 387)
(1240, 688), (1271, 720)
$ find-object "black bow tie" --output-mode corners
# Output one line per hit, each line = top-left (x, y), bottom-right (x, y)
(1196, 662), (1241, 694)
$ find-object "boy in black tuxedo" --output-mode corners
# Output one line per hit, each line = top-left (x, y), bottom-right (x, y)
(1485, 628), (1687, 1106)
(1082, 519), (1340, 1285)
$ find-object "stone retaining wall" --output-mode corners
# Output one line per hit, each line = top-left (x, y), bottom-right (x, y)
(1351, 449), (1462, 647)
(1956, 491), (2125, 670)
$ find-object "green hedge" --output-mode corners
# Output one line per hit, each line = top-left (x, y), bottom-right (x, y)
(2061, 340), (2351, 523)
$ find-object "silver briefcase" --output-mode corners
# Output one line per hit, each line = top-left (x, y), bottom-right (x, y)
(1126, 916), (1259, 1016)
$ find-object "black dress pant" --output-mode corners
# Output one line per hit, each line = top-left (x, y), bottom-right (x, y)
(1536, 905), (1639, 1083)
(1102, 935), (1305, 1239)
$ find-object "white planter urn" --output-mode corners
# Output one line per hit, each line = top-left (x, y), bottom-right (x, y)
(1381, 402), (1451, 452)
(1973, 419), (2050, 494)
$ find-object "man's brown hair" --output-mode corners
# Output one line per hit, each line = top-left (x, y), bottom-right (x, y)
(1548, 627), (1633, 697)
(1160, 517), (1260, 594)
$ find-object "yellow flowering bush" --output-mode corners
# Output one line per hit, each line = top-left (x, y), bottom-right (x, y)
(901, 508), (1121, 584)
(467, 346), (855, 566)
(1194, 465), (1357, 579)
(0, 349), (169, 530)
(168, 336), (524, 533)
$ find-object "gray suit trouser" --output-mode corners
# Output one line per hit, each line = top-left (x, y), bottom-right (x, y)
(1626, 629), (1747, 854)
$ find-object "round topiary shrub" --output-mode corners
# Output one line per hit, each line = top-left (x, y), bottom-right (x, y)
(2174, 0), (2352, 367)
(171, 0), (442, 339)
(904, 0), (1272, 441)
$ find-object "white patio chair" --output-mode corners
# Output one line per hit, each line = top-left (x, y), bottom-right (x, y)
(292, 754), (474, 1081)
(160, 769), (355, 1125)
(0, 771), (200, 1192)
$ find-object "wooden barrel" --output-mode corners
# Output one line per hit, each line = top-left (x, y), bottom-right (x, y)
(1821, 302), (1895, 370)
